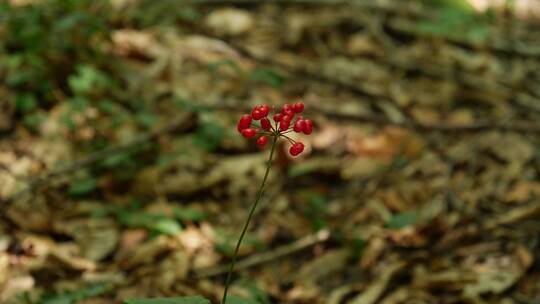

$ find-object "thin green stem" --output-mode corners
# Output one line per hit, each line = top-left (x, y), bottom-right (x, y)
(221, 137), (278, 304)
(280, 134), (296, 144)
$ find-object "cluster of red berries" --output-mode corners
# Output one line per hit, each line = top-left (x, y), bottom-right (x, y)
(237, 102), (313, 156)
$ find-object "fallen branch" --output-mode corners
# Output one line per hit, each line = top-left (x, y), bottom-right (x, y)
(194, 229), (330, 278)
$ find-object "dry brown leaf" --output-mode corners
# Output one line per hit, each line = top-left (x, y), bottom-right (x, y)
(485, 202), (540, 229)
(413, 267), (476, 291)
(360, 237), (386, 269)
(463, 245), (533, 297)
(50, 243), (97, 271)
(0, 253), (9, 287)
(504, 180), (540, 203)
(341, 157), (382, 180)
(205, 8), (254, 36)
(295, 249), (350, 285)
(349, 261), (405, 304)
(112, 30), (165, 59)
(180, 225), (220, 269)
(410, 107), (442, 125)
(480, 132), (534, 163)
(54, 218), (118, 261)
(158, 251), (190, 289)
(0, 276), (34, 302)
(175, 35), (245, 66)
(347, 33), (385, 57)
(117, 229), (148, 258)
(347, 127), (424, 162)
(386, 226), (428, 248)
(118, 235), (174, 269)
(312, 123), (344, 150)
(447, 109), (475, 126)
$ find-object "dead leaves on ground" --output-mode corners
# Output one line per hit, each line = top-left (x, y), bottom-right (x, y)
(1, 1), (540, 303)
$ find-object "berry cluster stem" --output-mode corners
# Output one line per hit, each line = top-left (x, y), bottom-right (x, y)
(221, 136), (278, 304)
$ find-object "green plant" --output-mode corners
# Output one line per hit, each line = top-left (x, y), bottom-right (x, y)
(1, 0), (114, 115)
(223, 102), (312, 303)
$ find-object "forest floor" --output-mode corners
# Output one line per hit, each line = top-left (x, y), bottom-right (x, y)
(1, 1), (540, 303)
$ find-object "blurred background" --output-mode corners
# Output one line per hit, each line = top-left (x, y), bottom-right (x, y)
(1, 0), (539, 303)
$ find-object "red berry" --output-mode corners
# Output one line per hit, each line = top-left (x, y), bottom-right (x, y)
(273, 113), (283, 122)
(252, 104), (269, 120)
(293, 119), (305, 132)
(293, 102), (304, 113)
(241, 128), (257, 138)
(282, 104), (294, 116)
(303, 119), (313, 135)
(289, 142), (304, 156)
(282, 114), (293, 123)
(252, 108), (265, 120)
(259, 104), (269, 116)
(260, 117), (271, 131)
(256, 136), (268, 148)
(237, 114), (252, 132)
(279, 119), (290, 131)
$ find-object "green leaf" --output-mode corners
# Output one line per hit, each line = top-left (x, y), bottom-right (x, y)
(124, 296), (211, 304)
(68, 96), (89, 112)
(152, 218), (182, 235)
(175, 207), (206, 222)
(136, 111), (158, 128)
(117, 211), (182, 236)
(351, 238), (367, 259)
(38, 283), (110, 304)
(236, 279), (270, 304)
(5, 54), (23, 69)
(193, 120), (224, 151)
(174, 98), (203, 112)
(68, 177), (97, 196)
(385, 211), (419, 229)
(207, 59), (243, 75)
(55, 12), (85, 32)
(226, 296), (261, 304)
(423, 0), (475, 12)
(68, 65), (105, 94)
(102, 152), (132, 168)
(249, 68), (285, 88)
(15, 93), (38, 113)
(98, 99), (116, 114)
(302, 191), (328, 232)
(23, 111), (46, 131)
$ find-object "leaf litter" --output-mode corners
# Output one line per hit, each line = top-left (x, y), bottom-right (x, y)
(1, 1), (540, 303)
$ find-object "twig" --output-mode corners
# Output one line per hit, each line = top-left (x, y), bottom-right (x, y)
(194, 229), (330, 278)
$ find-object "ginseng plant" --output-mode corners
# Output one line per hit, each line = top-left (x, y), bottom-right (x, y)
(124, 102), (313, 304)
(222, 102), (313, 303)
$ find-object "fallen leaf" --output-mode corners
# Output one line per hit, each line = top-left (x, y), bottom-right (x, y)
(349, 261), (405, 304)
(205, 9), (254, 36)
(504, 180), (540, 203)
(347, 33), (385, 57)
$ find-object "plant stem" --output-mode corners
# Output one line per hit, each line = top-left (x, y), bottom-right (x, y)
(221, 137), (278, 304)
